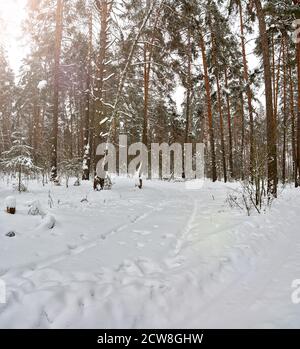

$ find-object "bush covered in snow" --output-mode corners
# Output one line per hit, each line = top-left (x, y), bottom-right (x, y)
(27, 200), (45, 216)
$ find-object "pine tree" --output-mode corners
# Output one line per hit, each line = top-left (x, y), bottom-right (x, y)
(0, 131), (40, 192)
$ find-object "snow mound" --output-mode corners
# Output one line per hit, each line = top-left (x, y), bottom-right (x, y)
(39, 214), (56, 230)
(5, 196), (16, 208)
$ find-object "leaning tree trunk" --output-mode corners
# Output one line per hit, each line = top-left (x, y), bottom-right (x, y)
(50, 0), (63, 181)
(108, 0), (159, 131)
(254, 0), (277, 198)
(95, 0), (158, 182)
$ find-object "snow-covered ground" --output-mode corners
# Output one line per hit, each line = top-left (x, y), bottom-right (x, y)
(0, 177), (300, 328)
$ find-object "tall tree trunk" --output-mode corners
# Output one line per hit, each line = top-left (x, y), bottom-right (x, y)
(238, 0), (254, 181)
(294, 0), (300, 186)
(199, 31), (217, 182)
(216, 73), (227, 183)
(225, 68), (234, 179)
(297, 28), (300, 187)
(273, 39), (283, 122)
(282, 36), (287, 184)
(254, 0), (277, 198)
(182, 27), (192, 179)
(185, 28), (192, 144)
(82, 5), (93, 180)
(142, 6), (161, 149)
(50, 0), (63, 181)
(240, 88), (245, 180)
(272, 34), (276, 114)
(32, 88), (40, 164)
(289, 63), (297, 186)
(142, 43), (150, 148)
(93, 0), (111, 175)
